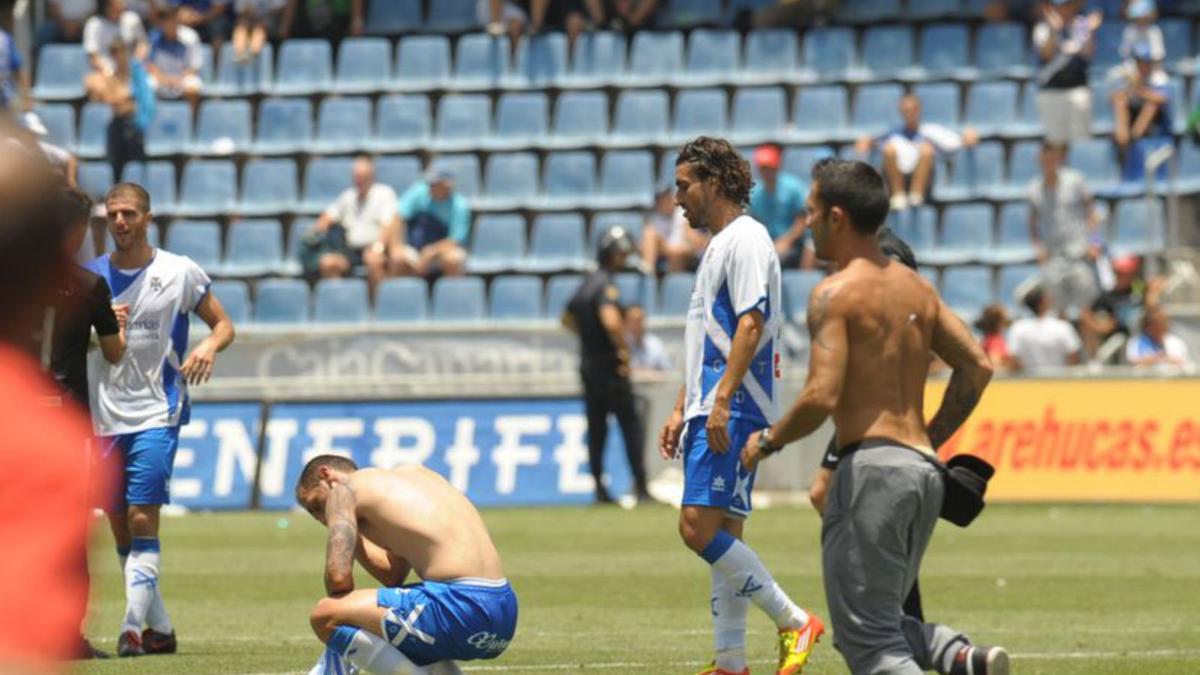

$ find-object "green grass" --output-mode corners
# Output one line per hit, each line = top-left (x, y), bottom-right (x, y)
(77, 504), (1200, 674)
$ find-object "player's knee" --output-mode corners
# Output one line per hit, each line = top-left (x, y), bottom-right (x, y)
(309, 598), (340, 642)
(677, 512), (715, 553)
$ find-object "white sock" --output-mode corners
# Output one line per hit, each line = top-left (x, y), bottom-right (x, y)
(146, 586), (173, 634)
(121, 537), (160, 634)
(702, 531), (808, 630)
(330, 626), (428, 675)
(711, 567), (748, 672)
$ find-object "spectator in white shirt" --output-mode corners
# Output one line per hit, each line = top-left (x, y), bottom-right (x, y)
(145, 7), (202, 109)
(1009, 286), (1083, 371)
(310, 154), (399, 294)
(1126, 305), (1192, 367)
(626, 304), (671, 374)
(83, 0), (148, 93)
(1028, 142), (1101, 319)
(1033, 0), (1102, 143)
(1119, 0), (1166, 83)
(37, 0), (97, 47)
(640, 187), (707, 274)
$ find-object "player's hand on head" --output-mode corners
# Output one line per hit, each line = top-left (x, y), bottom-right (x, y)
(706, 402), (731, 454)
(181, 342), (217, 385)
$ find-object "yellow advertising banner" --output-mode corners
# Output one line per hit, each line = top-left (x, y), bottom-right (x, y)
(925, 379), (1200, 502)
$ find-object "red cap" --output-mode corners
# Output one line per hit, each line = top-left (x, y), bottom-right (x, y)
(754, 145), (781, 169)
(1113, 255), (1141, 274)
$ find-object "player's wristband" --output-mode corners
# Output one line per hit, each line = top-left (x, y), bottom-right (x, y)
(758, 428), (782, 456)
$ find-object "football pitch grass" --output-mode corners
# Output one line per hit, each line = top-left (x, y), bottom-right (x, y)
(77, 504), (1200, 674)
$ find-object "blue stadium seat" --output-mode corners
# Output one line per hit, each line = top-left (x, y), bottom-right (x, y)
(469, 214), (527, 273)
(334, 37), (391, 94)
(612, 90), (670, 146)
(34, 104), (76, 151)
(1175, 142), (1200, 194)
(658, 273), (696, 317)
(672, 89), (728, 143)
(545, 274), (584, 318)
(191, 99), (252, 155)
(918, 24), (972, 79)
(801, 27), (856, 80)
(455, 34), (512, 89)
(365, 0), (422, 34)
(679, 30), (740, 86)
(33, 45), (87, 100)
(936, 140), (1003, 202)
(965, 80), (1019, 137)
(197, 43), (215, 84)
(913, 81), (960, 128)
(859, 25), (916, 79)
(996, 139), (1042, 200)
(941, 265), (994, 317)
(627, 32), (685, 86)
(551, 91), (608, 147)
(668, 0), (723, 26)
(997, 263), (1040, 311)
(906, 0), (961, 19)
(529, 214), (588, 271)
(434, 94), (491, 151)
(478, 153), (539, 211)
(791, 85), (851, 143)
(273, 39), (333, 96)
(1111, 199), (1164, 256)
(1160, 18), (1192, 66)
(566, 31), (626, 88)
(431, 276), (486, 322)
(371, 94), (432, 152)
(988, 203), (1037, 265)
(314, 278), (370, 324)
(376, 155), (423, 195)
(1091, 22), (1125, 72)
(212, 42), (273, 95)
(176, 160), (237, 217)
(616, 272), (655, 312)
(975, 22), (1030, 78)
(223, 219), (284, 276)
(301, 156), (354, 213)
(1090, 82), (1115, 136)
(928, 203), (994, 266)
(541, 152), (596, 209)
(253, 278), (309, 324)
(121, 161), (178, 214)
(238, 159), (298, 216)
(781, 145), (834, 178)
(427, 0), (476, 32)
(837, 0), (901, 22)
(145, 101), (191, 156)
(253, 98), (313, 155)
(851, 83), (904, 137)
(742, 30), (798, 85)
(376, 277), (428, 323)
(313, 97), (372, 153)
(429, 154), (480, 199)
(731, 87), (786, 145)
(489, 275), (543, 321)
(167, 220), (221, 270)
(77, 162), (114, 201)
(394, 36), (451, 91)
(209, 280), (251, 324)
(782, 270), (825, 321)
(596, 150), (655, 209)
(890, 206), (937, 259)
(1068, 138), (1119, 195)
(513, 33), (568, 87)
(488, 93), (549, 150)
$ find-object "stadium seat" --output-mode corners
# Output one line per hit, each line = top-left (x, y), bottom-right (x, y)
(1091, 22), (1125, 72)
(941, 265), (994, 318)
(253, 98), (313, 155)
(596, 150), (655, 209)
(658, 273), (696, 317)
(434, 94), (491, 151)
(455, 34), (512, 89)
(273, 39), (333, 96)
(545, 274), (584, 318)
(253, 278), (309, 324)
(851, 83), (904, 137)
(906, 0), (961, 20)
(975, 22), (1030, 78)
(679, 29), (740, 86)
(989, 203), (1037, 265)
(791, 85), (851, 143)
(997, 263), (1040, 311)
(429, 154), (480, 199)
(394, 36), (451, 91)
(237, 159), (298, 216)
(145, 101), (192, 156)
(33, 44), (87, 100)
(781, 145), (834, 178)
(612, 90), (670, 146)
(1111, 199), (1165, 256)
(551, 91), (608, 147)
(301, 156), (354, 213)
(375, 155), (423, 195)
(212, 42), (273, 96)
(477, 153), (539, 211)
(1091, 83), (1115, 136)
(313, 97), (372, 154)
(859, 25), (916, 79)
(800, 27), (856, 80)
(121, 161), (178, 215)
(176, 160), (237, 217)
(209, 280), (251, 324)
(541, 152), (596, 209)
(917, 24), (972, 79)
(376, 277), (428, 323)
(529, 214), (588, 271)
(672, 88), (728, 143)
(34, 104), (76, 151)
(166, 220), (221, 270)
(616, 272), (655, 312)
(913, 80), (960, 130)
(995, 140), (1042, 201)
(427, 0), (476, 32)
(782, 270), (825, 321)
(659, 150), (679, 185)
(314, 278), (370, 324)
(431, 276), (486, 322)
(1068, 139), (1120, 195)
(76, 104), (106, 158)
(191, 99), (252, 155)
(223, 219), (284, 276)
(1160, 18), (1192, 66)
(468, 214), (527, 273)
(513, 33), (568, 87)
(565, 31), (626, 88)
(371, 94), (432, 152)
(365, 0), (422, 34)
(890, 206), (937, 259)
(77, 162), (113, 201)
(1174, 142), (1200, 194)
(627, 32), (685, 86)
(731, 87), (786, 145)
(965, 80), (1020, 137)
(334, 37), (391, 93)
(488, 93), (549, 150)
(837, 0), (901, 22)
(668, 0), (723, 26)
(936, 140), (1003, 203)
(489, 275), (543, 321)
(742, 30), (797, 85)
(928, 203), (994, 266)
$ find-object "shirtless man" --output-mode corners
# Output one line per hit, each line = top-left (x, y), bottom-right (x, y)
(295, 456), (518, 675)
(739, 159), (1007, 675)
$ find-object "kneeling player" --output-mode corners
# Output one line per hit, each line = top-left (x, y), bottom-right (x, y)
(296, 456), (518, 675)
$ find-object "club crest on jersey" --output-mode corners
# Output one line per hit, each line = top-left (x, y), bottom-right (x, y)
(149, 276), (163, 292)
(711, 476), (726, 492)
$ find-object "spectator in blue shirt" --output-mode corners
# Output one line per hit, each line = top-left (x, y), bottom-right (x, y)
(393, 169), (471, 278)
(170, 0), (232, 50)
(0, 26), (30, 113)
(1112, 42), (1173, 182)
(749, 145), (814, 270)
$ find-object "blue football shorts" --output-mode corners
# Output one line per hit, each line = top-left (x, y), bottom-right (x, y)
(377, 578), (518, 666)
(99, 426), (180, 511)
(681, 415), (761, 518)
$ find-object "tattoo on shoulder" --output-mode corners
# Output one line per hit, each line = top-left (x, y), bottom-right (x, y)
(808, 288), (835, 351)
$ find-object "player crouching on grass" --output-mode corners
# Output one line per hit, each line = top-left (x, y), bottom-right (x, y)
(296, 456), (518, 675)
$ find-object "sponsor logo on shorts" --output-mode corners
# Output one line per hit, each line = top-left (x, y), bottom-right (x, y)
(711, 476), (726, 492)
(467, 631), (511, 654)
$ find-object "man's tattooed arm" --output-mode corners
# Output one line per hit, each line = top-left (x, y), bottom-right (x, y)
(324, 482), (358, 596)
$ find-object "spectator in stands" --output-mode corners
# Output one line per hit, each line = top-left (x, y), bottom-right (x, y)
(233, 0), (287, 64)
(311, 153), (398, 294)
(1008, 286), (1083, 371)
(83, 0), (148, 99)
(743, 0), (839, 29)
(855, 93), (979, 212)
(626, 303), (670, 373)
(1112, 43), (1173, 181)
(125, 1), (162, 23)
(1028, 142), (1101, 319)
(975, 304), (1017, 373)
(0, 23), (30, 113)
(640, 187), (706, 274)
(169, 0), (232, 50)
(480, 0), (526, 49)
(393, 167), (471, 279)
(279, 0), (364, 42)
(749, 144), (813, 269)
(1120, 0), (1165, 73)
(145, 7), (203, 110)
(1126, 305), (1192, 367)
(608, 0), (660, 31)
(37, 0), (97, 47)
(1033, 0), (1102, 143)
(89, 39), (154, 180)
(1081, 254), (1165, 356)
